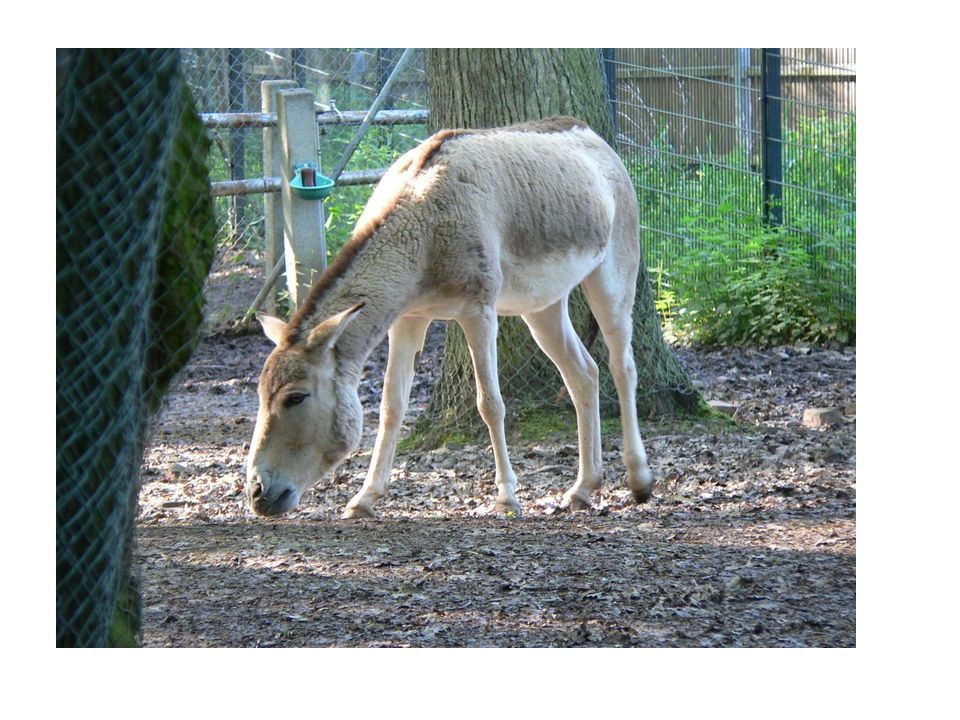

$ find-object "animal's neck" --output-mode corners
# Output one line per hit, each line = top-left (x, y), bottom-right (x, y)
(299, 231), (422, 381)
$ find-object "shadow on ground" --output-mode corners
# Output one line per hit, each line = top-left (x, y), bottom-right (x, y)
(137, 501), (854, 647)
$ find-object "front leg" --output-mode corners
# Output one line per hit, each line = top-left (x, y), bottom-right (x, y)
(457, 306), (521, 516)
(343, 316), (431, 519)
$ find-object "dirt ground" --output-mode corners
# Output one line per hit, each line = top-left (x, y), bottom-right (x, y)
(135, 267), (855, 648)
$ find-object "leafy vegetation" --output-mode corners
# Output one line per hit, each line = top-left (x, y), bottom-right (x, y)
(632, 114), (855, 347)
(663, 211), (853, 347)
(203, 124), (424, 265)
(321, 126), (423, 261)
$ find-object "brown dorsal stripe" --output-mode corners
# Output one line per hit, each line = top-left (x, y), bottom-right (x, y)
(346, 128), (473, 250)
(501, 116), (589, 134)
(284, 117), (590, 341)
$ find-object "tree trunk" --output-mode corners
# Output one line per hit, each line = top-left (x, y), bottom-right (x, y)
(420, 49), (701, 441)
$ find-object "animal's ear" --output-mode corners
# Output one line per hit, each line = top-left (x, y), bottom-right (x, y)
(257, 313), (289, 346)
(305, 302), (366, 354)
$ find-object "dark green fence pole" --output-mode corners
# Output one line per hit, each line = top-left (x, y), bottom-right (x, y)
(291, 48), (307, 88)
(761, 48), (783, 225)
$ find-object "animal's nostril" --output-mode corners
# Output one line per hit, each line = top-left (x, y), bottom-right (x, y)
(277, 487), (293, 504)
(251, 482), (263, 500)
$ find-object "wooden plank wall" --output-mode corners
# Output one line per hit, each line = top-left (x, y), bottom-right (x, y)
(613, 48), (856, 160)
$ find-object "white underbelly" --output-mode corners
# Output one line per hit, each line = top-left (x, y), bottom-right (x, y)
(400, 249), (605, 322)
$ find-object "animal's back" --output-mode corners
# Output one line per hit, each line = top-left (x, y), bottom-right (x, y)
(437, 121), (627, 249)
(350, 118), (639, 317)
(424, 120), (635, 314)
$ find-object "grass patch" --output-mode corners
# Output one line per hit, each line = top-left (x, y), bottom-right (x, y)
(397, 426), (474, 454)
(515, 406), (577, 443)
(396, 398), (735, 454)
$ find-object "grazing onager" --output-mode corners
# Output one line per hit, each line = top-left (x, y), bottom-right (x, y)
(246, 116), (653, 518)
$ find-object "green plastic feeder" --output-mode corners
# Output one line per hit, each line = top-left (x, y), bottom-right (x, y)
(290, 163), (334, 200)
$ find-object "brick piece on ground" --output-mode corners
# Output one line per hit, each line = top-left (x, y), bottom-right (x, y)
(803, 407), (843, 428)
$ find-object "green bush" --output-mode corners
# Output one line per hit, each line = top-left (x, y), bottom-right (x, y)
(665, 212), (853, 346)
(634, 114), (855, 347)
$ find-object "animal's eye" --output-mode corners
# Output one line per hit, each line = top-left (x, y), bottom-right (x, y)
(284, 392), (309, 408)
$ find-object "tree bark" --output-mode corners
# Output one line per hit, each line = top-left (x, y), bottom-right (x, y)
(427, 49), (614, 139)
(421, 49), (700, 441)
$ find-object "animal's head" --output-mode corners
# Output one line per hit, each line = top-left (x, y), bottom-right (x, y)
(245, 304), (365, 516)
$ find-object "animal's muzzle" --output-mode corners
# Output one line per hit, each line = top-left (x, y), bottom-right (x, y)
(248, 476), (301, 516)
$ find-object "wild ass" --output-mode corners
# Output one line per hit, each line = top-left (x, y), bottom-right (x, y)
(246, 116), (653, 518)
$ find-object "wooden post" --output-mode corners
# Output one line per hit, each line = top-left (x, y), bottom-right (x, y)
(276, 87), (326, 308)
(261, 80), (297, 315)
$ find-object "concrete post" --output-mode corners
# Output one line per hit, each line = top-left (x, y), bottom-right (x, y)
(277, 88), (326, 307)
(261, 80), (297, 315)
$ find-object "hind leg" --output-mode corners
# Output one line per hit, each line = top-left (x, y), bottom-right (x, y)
(522, 299), (603, 510)
(581, 266), (654, 502)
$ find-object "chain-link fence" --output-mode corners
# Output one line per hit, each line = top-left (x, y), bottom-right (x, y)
(56, 49), (214, 646)
(185, 47), (855, 327)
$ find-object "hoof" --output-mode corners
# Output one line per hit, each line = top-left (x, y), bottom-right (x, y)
(342, 503), (378, 519)
(629, 468), (655, 503)
(631, 486), (654, 503)
(495, 497), (523, 518)
(560, 492), (592, 511)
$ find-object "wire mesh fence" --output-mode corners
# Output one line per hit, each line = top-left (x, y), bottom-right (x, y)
(610, 48), (856, 326)
(184, 47), (855, 336)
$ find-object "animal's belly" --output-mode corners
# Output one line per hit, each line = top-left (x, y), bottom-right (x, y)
(495, 250), (602, 316)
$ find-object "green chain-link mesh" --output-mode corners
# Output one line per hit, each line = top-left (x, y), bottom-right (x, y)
(56, 49), (214, 647)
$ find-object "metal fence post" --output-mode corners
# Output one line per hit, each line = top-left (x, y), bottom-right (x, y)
(378, 49), (397, 111)
(761, 48), (783, 225)
(277, 87), (326, 307)
(328, 48), (415, 182)
(291, 48), (307, 89)
(261, 80), (298, 315)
